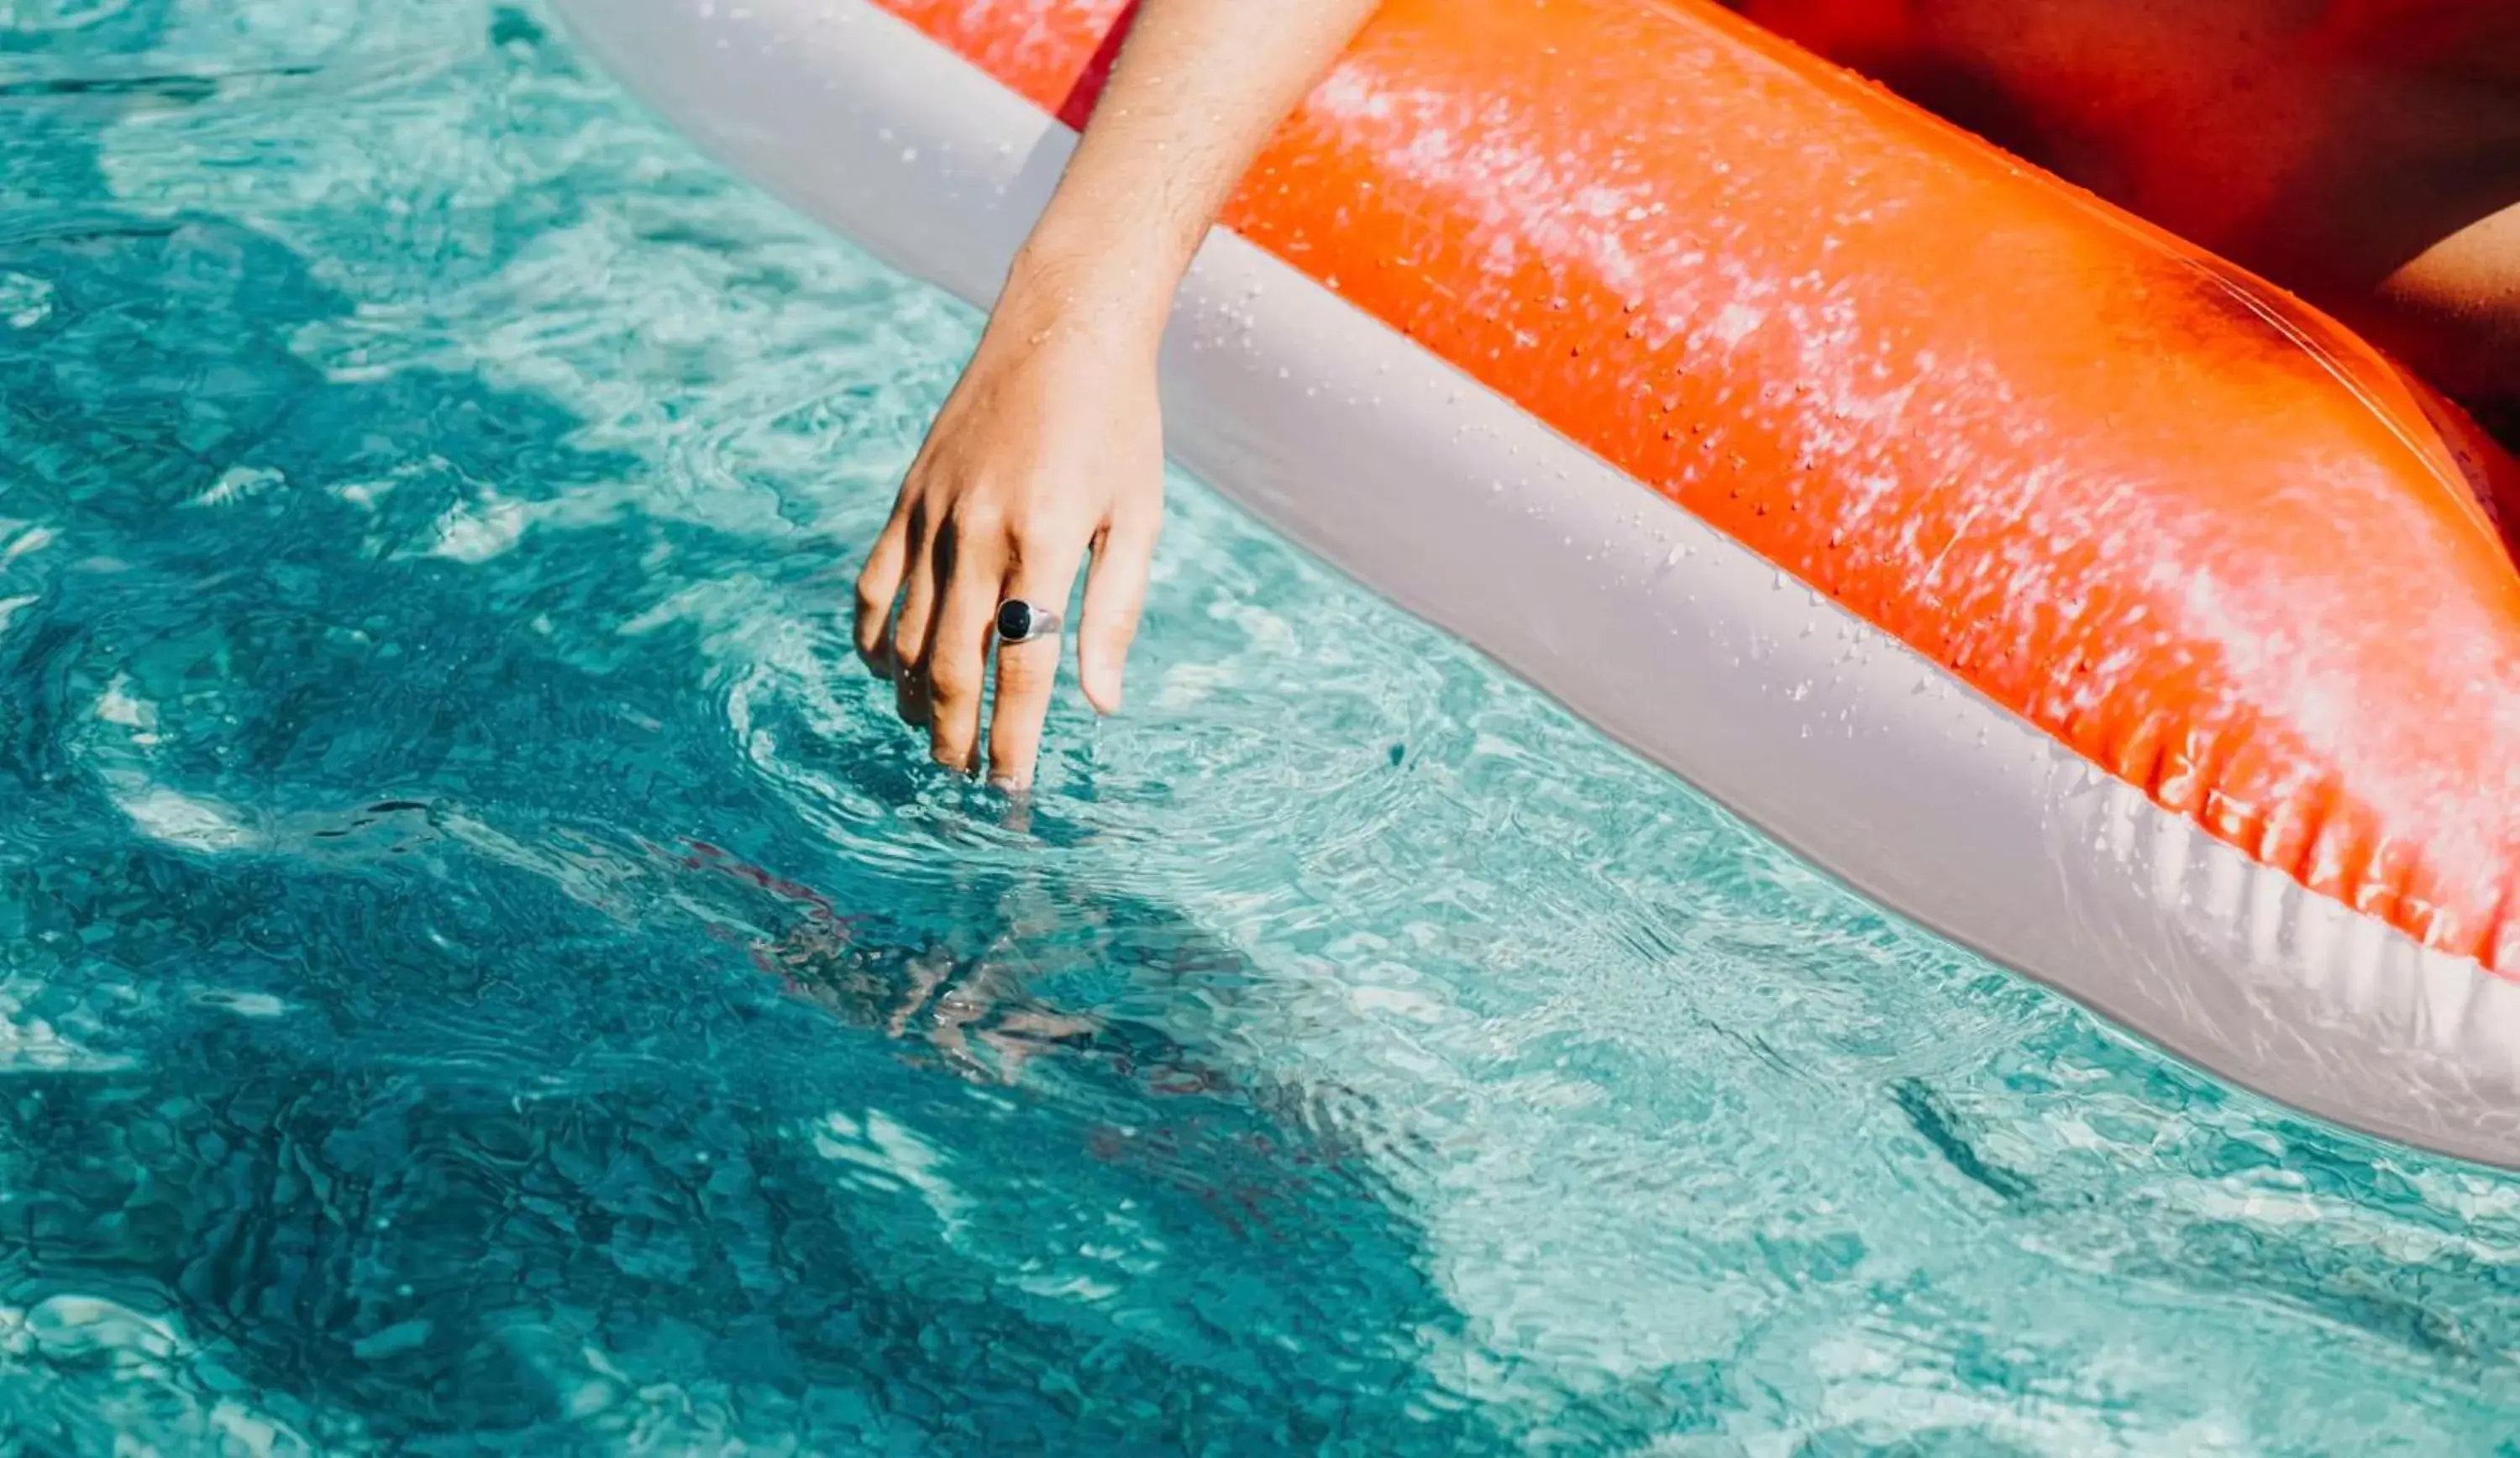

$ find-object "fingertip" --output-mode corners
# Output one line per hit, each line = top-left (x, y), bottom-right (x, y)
(983, 669), (1053, 790)
(1077, 523), (1152, 720)
(855, 626), (895, 681)
(857, 629), (897, 680)
(898, 679), (933, 729)
(853, 526), (911, 665)
(1082, 665), (1124, 716)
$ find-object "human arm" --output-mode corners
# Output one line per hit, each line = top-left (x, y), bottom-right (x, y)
(851, 0), (1384, 788)
(2365, 198), (2520, 427)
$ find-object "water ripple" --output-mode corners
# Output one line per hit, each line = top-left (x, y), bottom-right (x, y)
(0, 0), (2517, 1453)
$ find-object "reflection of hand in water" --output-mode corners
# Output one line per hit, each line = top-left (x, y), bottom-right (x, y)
(750, 910), (1100, 1083)
(670, 839), (1113, 1087)
(652, 834), (1431, 1247)
(685, 839), (1398, 1250)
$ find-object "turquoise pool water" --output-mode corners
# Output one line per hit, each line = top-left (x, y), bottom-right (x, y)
(6, 2), (2520, 1451)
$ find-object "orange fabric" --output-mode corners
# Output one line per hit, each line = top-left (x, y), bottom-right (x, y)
(878, 0), (2520, 972)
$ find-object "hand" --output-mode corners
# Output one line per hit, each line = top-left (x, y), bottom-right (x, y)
(847, 0), (1380, 789)
(853, 285), (1165, 789)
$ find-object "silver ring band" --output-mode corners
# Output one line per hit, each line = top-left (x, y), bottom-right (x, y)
(995, 598), (1063, 645)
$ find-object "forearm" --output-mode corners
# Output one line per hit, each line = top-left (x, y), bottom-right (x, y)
(861, 2), (1381, 775)
(995, 0), (1382, 346)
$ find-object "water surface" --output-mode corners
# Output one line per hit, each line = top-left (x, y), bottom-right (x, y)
(3, 3), (2520, 1452)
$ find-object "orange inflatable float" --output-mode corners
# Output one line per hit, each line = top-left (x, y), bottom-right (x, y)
(554, 0), (2520, 1163)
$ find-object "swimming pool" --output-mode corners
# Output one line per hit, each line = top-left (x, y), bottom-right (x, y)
(5, 0), (2520, 1450)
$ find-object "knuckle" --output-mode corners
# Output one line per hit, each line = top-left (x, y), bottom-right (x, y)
(945, 496), (1005, 540)
(1010, 505), (1065, 550)
(926, 660), (977, 704)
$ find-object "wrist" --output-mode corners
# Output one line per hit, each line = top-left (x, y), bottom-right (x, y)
(994, 217), (1196, 354)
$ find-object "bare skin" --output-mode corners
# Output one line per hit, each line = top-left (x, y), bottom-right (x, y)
(850, 0), (1384, 789)
(856, 0), (2520, 787)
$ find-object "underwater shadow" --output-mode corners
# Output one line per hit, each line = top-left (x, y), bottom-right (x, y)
(0, 11), (1582, 1450)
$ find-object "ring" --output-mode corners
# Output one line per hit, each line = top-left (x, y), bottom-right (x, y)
(995, 598), (1063, 645)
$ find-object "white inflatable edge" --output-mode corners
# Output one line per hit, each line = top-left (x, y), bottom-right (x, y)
(551, 0), (2520, 1167)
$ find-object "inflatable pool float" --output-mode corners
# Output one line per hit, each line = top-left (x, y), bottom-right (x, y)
(550, 0), (2520, 1165)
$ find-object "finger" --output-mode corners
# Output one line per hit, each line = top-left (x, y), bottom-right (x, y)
(886, 501), (941, 727)
(984, 548), (1087, 790)
(853, 501), (914, 677)
(1076, 511), (1159, 715)
(920, 513), (1005, 774)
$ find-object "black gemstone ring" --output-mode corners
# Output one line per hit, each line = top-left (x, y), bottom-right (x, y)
(995, 598), (1063, 645)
